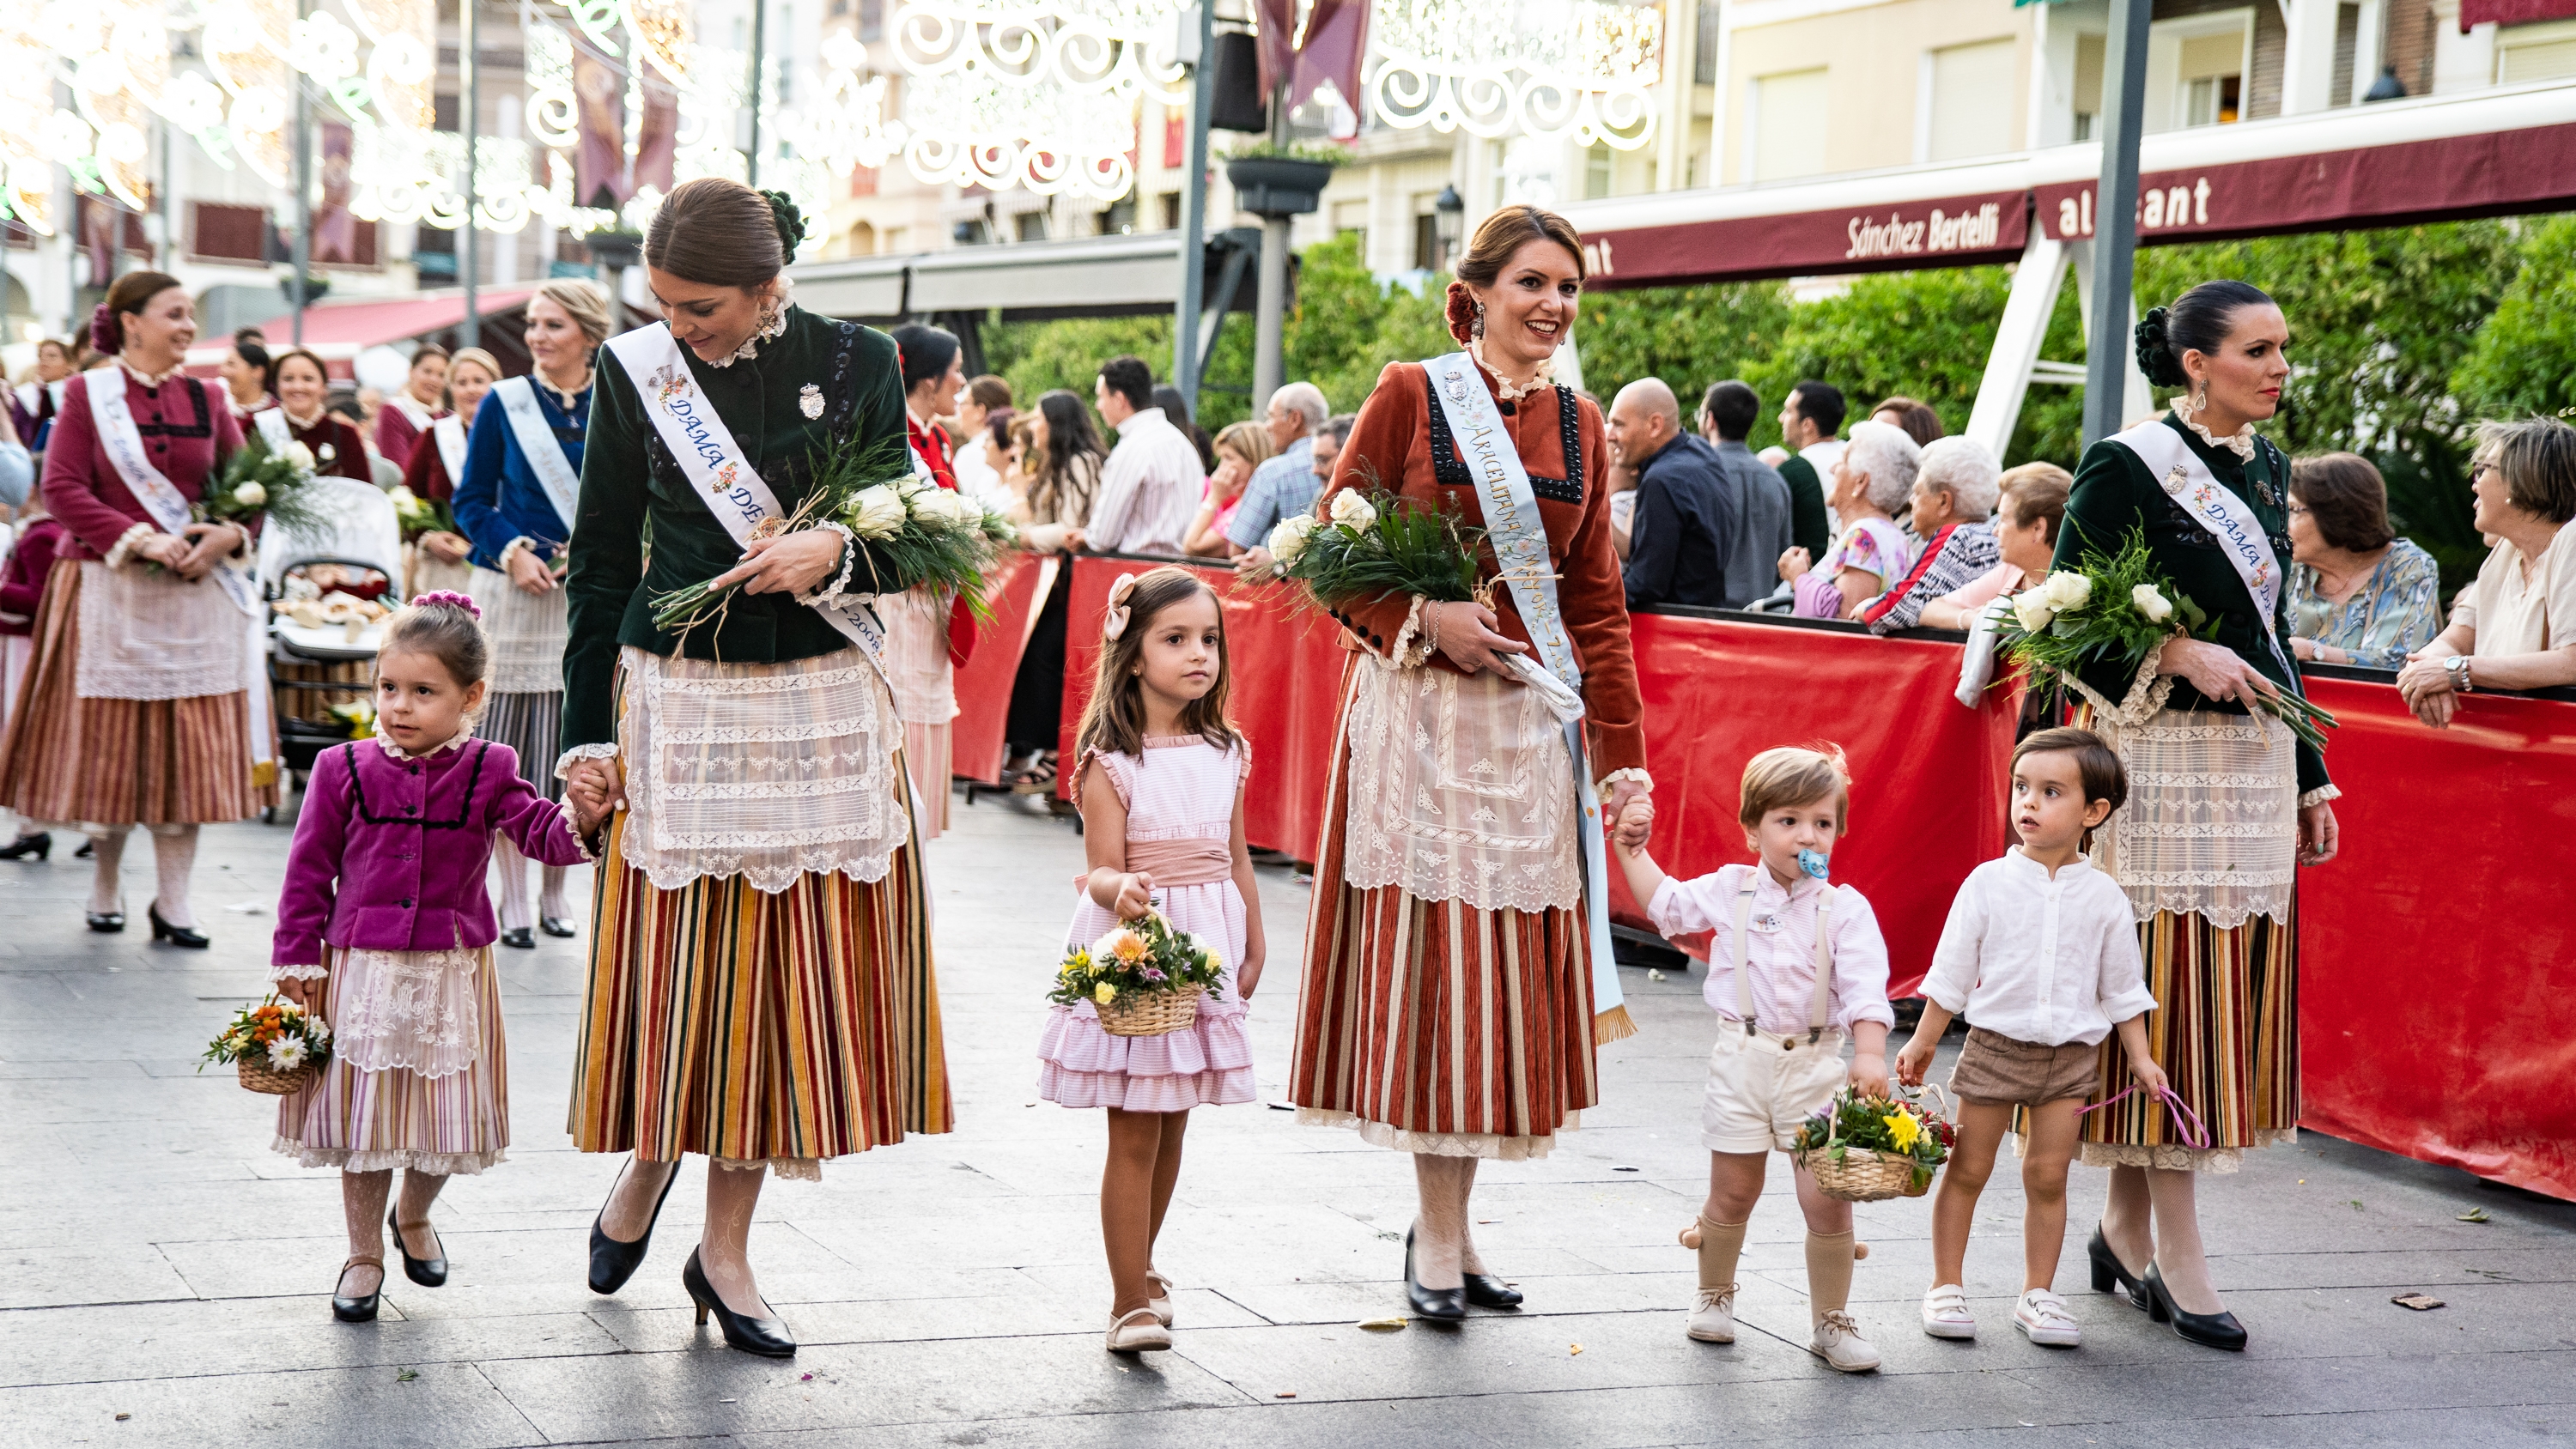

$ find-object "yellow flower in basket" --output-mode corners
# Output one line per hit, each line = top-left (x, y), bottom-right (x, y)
(1884, 1110), (1922, 1153)
(1094, 980), (1118, 1006)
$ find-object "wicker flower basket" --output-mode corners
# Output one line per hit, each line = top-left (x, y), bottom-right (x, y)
(1794, 1145), (1926, 1203)
(1094, 985), (1205, 1038)
(237, 1056), (315, 1095)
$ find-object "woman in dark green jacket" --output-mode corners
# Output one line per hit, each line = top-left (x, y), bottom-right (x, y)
(2050, 281), (2342, 1353)
(558, 179), (951, 1358)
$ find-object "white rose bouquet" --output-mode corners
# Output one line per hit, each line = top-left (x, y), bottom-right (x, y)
(1271, 486), (1489, 620)
(1996, 527), (2336, 749)
(651, 433), (1015, 637)
(198, 427), (328, 537)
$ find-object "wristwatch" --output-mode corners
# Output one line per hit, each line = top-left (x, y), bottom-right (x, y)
(2445, 656), (2474, 693)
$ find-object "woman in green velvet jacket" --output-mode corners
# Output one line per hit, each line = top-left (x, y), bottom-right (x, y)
(2048, 281), (2343, 1354)
(558, 179), (952, 1359)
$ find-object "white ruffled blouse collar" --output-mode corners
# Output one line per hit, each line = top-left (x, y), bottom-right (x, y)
(1470, 336), (1556, 403)
(2172, 396), (2257, 461)
(707, 301), (794, 370)
(376, 724), (475, 762)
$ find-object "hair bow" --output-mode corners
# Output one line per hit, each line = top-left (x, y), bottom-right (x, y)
(1101, 573), (1139, 640)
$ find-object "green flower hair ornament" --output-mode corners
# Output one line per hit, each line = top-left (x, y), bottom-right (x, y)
(759, 189), (807, 257)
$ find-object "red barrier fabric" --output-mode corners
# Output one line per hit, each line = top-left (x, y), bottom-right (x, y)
(949, 553), (1045, 785)
(2293, 676), (2576, 1201)
(1047, 555), (2576, 1198)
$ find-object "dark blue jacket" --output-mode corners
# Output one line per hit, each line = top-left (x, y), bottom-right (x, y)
(453, 375), (590, 570)
(1623, 432), (1736, 610)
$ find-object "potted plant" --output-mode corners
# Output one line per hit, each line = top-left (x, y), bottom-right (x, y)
(1224, 140), (1348, 219)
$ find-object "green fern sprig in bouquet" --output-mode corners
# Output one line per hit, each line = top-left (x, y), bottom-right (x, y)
(1268, 488), (1488, 612)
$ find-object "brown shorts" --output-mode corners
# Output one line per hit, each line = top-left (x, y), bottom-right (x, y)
(1947, 1027), (2100, 1107)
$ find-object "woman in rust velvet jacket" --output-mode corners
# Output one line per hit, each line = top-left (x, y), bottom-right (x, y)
(1288, 206), (1653, 1321)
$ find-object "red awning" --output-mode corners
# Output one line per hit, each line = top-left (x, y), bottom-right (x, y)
(1579, 189), (2029, 288)
(241, 287), (538, 349)
(2032, 121), (2576, 245)
(2461, 0), (2576, 29)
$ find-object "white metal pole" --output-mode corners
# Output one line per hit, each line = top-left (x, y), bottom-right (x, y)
(1170, 3), (1213, 408)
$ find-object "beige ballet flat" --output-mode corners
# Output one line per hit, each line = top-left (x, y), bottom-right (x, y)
(1145, 1270), (1175, 1327)
(1106, 1306), (1172, 1353)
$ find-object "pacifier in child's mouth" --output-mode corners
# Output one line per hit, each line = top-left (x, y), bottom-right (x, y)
(1796, 848), (1832, 881)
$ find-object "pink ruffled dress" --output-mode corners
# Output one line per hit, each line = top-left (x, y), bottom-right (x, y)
(1037, 736), (1257, 1112)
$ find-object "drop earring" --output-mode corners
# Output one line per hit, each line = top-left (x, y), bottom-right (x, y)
(1471, 300), (1486, 341)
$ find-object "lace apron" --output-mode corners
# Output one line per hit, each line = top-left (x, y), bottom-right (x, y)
(74, 562), (250, 700)
(470, 566), (570, 695)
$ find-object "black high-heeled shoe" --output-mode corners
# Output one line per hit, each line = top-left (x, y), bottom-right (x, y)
(588, 1159), (678, 1294)
(1403, 1227), (1467, 1321)
(2144, 1263), (2247, 1350)
(389, 1207), (448, 1288)
(539, 916), (577, 938)
(331, 1255), (385, 1323)
(1461, 1270), (1523, 1310)
(0, 831), (51, 861)
(149, 904), (210, 949)
(2087, 1225), (2150, 1311)
(85, 906), (125, 933)
(74, 839), (94, 859)
(683, 1247), (796, 1357)
(498, 927), (536, 949)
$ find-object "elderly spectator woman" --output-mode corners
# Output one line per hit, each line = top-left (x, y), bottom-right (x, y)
(1861, 435), (2002, 632)
(1780, 419), (1919, 618)
(1183, 420), (1274, 557)
(2283, 453), (2441, 670)
(2396, 418), (2576, 727)
(1918, 463), (2070, 631)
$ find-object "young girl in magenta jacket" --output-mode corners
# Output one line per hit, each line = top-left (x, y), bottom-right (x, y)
(270, 592), (607, 1321)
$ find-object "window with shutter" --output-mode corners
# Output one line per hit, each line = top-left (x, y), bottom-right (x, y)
(190, 202), (270, 264)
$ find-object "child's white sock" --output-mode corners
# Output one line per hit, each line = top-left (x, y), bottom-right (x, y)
(494, 834), (531, 931)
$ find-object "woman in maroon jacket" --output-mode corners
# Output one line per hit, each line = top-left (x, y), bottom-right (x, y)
(250, 348), (374, 482)
(0, 270), (264, 945)
(0, 499), (67, 860)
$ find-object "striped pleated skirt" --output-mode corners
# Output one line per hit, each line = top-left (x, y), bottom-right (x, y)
(272, 947), (511, 1176)
(902, 721), (950, 839)
(567, 812), (954, 1176)
(2066, 906), (2300, 1172)
(480, 690), (563, 803)
(1289, 670), (1597, 1161)
(0, 560), (270, 826)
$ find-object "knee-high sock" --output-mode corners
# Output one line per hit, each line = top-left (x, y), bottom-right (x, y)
(149, 824), (199, 928)
(86, 826), (130, 914)
(538, 864), (570, 921)
(493, 834), (531, 931)
(1697, 1215), (1748, 1292)
(1805, 1229), (1857, 1325)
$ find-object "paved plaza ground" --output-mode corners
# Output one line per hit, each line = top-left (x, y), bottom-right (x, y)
(3, 792), (2571, 1448)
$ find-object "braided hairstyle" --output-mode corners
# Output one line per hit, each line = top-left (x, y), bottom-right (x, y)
(2134, 280), (2275, 389)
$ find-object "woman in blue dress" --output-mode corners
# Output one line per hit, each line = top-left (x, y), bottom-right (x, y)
(453, 277), (614, 946)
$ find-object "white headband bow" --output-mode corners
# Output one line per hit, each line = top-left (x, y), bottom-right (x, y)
(1101, 572), (1140, 640)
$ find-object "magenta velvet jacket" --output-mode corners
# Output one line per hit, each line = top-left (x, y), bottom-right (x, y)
(273, 736), (591, 966)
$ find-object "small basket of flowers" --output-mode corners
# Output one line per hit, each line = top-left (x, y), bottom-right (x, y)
(1790, 1083), (1955, 1202)
(201, 994), (333, 1094)
(1052, 912), (1226, 1038)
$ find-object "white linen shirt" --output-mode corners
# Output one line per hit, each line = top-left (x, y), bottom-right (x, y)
(1919, 851), (2156, 1047)
(1085, 407), (1205, 555)
(1648, 864), (1896, 1037)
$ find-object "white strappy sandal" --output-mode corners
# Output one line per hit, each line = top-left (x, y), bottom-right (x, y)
(1105, 1306), (1173, 1353)
(1145, 1270), (1175, 1327)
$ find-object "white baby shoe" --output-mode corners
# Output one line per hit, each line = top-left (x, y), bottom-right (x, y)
(2014, 1288), (2081, 1347)
(1686, 1283), (1738, 1343)
(1810, 1310), (1882, 1373)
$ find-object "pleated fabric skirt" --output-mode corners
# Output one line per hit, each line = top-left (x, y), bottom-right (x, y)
(2064, 906), (2300, 1173)
(0, 560), (270, 826)
(567, 811), (954, 1177)
(1288, 667), (1596, 1160)
(481, 690), (563, 802)
(902, 721), (950, 839)
(272, 946), (511, 1176)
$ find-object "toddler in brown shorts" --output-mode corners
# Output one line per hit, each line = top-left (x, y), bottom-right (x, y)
(1894, 729), (2172, 1349)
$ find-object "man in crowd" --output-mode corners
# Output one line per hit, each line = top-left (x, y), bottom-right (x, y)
(1771, 380), (1844, 561)
(1236, 409), (1353, 577)
(1084, 354), (1207, 556)
(1225, 381), (1329, 561)
(1699, 381), (1797, 609)
(1611, 378), (1735, 609)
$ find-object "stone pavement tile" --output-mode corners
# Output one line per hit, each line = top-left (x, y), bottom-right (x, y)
(475, 1331), (1254, 1441)
(0, 1244), (196, 1312)
(0, 1296), (623, 1389)
(1830, 1406), (2573, 1449)
(0, 1058), (143, 1082)
(0, 1360), (542, 1449)
(580, 1276), (1267, 1354)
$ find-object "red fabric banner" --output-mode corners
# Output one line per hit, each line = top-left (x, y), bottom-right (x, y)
(2462, 0), (2576, 27)
(950, 553), (1047, 785)
(1044, 555), (2576, 1199)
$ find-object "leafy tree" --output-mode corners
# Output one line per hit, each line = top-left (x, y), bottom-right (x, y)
(2451, 215), (2576, 421)
(1574, 280), (1797, 440)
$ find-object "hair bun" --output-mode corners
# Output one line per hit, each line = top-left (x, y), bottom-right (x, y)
(759, 189), (807, 258)
(1443, 280), (1477, 346)
(408, 590), (483, 620)
(2133, 306), (2188, 388)
(88, 302), (119, 355)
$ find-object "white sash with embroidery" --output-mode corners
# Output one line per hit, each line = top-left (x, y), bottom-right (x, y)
(2105, 417), (2295, 680)
(251, 406), (293, 459)
(600, 324), (889, 681)
(388, 391), (436, 434)
(487, 376), (583, 537)
(84, 370), (274, 777)
(1420, 350), (1625, 1033)
(431, 413), (468, 488)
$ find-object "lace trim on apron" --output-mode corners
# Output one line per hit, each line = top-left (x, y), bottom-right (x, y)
(1339, 661), (1580, 913)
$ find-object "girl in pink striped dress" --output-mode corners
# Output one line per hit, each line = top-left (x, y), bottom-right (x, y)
(1037, 566), (1264, 1355)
